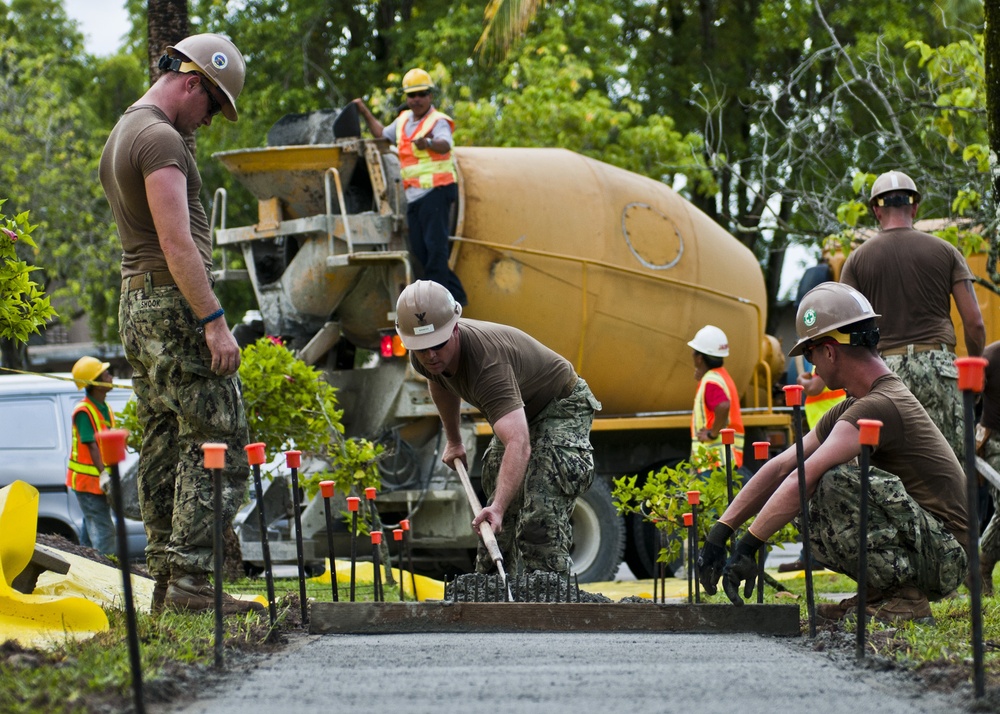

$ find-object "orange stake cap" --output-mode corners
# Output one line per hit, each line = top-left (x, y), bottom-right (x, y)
(202, 442), (228, 469)
(96, 429), (129, 465)
(686, 490), (701, 505)
(244, 442), (266, 465)
(720, 428), (735, 445)
(782, 384), (804, 407)
(753, 441), (770, 460)
(285, 450), (302, 469)
(400, 519), (411, 531)
(347, 496), (360, 512)
(319, 480), (335, 499)
(393, 529), (404, 541)
(956, 357), (989, 393)
(682, 512), (694, 527)
(365, 486), (377, 500)
(856, 419), (883, 447)
(371, 531), (383, 544)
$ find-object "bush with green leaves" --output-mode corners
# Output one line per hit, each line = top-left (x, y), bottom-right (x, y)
(0, 199), (56, 344)
(612, 445), (798, 564)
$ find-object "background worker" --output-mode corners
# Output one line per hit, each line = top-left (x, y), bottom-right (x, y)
(688, 325), (744, 471)
(352, 69), (467, 306)
(698, 283), (968, 623)
(840, 170), (985, 463)
(66, 356), (116, 557)
(976, 341), (1000, 594)
(100, 33), (259, 615)
(395, 280), (601, 575)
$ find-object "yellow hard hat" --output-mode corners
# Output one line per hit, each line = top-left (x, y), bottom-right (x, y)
(162, 33), (246, 121)
(401, 68), (434, 94)
(72, 356), (111, 390)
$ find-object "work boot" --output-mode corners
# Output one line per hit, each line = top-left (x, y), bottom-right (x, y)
(165, 574), (265, 615)
(150, 577), (170, 614)
(982, 557), (996, 596)
(866, 587), (933, 624)
(814, 587), (884, 623)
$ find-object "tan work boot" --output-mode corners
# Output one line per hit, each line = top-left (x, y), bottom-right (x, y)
(150, 577), (170, 614)
(815, 587), (884, 623)
(982, 557), (996, 596)
(165, 574), (265, 615)
(866, 586), (933, 624)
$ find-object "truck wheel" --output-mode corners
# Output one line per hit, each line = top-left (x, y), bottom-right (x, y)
(570, 478), (625, 583)
(624, 513), (683, 579)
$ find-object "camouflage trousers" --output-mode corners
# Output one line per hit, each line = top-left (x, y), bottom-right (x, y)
(807, 464), (967, 600)
(120, 281), (250, 583)
(476, 377), (601, 575)
(980, 435), (1000, 564)
(883, 349), (965, 465)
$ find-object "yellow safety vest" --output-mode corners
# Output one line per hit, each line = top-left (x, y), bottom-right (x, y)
(804, 386), (847, 430)
(397, 109), (457, 190)
(66, 397), (114, 495)
(691, 367), (745, 468)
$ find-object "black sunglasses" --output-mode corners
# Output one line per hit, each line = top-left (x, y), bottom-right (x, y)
(803, 339), (835, 363)
(200, 81), (223, 117)
(415, 338), (449, 353)
(407, 91), (431, 98)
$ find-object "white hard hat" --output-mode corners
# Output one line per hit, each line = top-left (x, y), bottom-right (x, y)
(395, 280), (461, 350)
(688, 325), (729, 358)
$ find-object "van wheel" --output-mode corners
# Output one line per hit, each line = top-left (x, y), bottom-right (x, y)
(570, 478), (625, 583)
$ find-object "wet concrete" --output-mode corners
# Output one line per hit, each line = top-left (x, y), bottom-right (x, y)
(153, 630), (965, 714)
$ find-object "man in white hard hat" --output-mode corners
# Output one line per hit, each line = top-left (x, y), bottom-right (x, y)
(687, 325), (745, 470)
(697, 282), (968, 623)
(840, 170), (985, 464)
(352, 69), (467, 306)
(395, 280), (601, 576)
(99, 34), (260, 616)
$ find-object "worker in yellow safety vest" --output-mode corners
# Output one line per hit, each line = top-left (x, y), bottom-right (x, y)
(688, 325), (745, 470)
(66, 356), (116, 555)
(352, 68), (467, 305)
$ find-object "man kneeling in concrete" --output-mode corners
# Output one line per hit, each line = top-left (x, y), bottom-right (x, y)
(697, 282), (968, 622)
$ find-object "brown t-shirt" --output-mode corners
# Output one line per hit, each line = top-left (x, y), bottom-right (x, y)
(99, 105), (213, 277)
(412, 319), (577, 424)
(981, 342), (1000, 431)
(840, 227), (974, 350)
(815, 373), (968, 546)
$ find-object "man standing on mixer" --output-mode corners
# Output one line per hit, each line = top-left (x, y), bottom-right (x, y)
(353, 69), (467, 305)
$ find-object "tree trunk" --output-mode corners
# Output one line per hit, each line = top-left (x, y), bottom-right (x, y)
(147, 0), (189, 81)
(985, 1), (1000, 284)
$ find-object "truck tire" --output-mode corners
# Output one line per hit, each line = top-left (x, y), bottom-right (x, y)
(570, 478), (625, 583)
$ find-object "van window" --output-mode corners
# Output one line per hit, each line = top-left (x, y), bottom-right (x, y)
(0, 398), (60, 449)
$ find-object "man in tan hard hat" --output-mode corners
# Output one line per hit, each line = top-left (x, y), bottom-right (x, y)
(66, 357), (116, 556)
(100, 34), (260, 616)
(352, 70), (467, 306)
(697, 282), (968, 623)
(687, 325), (744, 470)
(840, 170), (985, 464)
(395, 280), (601, 576)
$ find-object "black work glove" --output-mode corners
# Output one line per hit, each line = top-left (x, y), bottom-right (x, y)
(721, 532), (765, 606)
(697, 522), (733, 596)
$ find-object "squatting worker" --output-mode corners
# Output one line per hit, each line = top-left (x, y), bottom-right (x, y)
(697, 283), (968, 623)
(99, 34), (260, 616)
(687, 325), (744, 470)
(395, 280), (601, 575)
(352, 70), (467, 306)
(841, 170), (985, 464)
(66, 356), (117, 557)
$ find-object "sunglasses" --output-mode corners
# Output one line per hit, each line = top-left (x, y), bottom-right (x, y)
(802, 339), (836, 363)
(415, 338), (449, 353)
(200, 80), (223, 117)
(407, 91), (431, 98)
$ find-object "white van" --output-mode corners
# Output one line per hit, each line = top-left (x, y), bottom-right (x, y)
(0, 373), (146, 559)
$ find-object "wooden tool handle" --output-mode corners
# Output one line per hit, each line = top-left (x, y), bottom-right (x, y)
(453, 459), (505, 564)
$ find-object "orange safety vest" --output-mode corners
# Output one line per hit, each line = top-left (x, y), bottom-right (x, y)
(66, 397), (114, 495)
(804, 386), (847, 430)
(396, 109), (457, 190)
(691, 367), (745, 468)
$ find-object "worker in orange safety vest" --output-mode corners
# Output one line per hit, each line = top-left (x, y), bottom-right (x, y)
(352, 68), (467, 305)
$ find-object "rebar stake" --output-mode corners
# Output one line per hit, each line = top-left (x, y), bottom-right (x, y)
(202, 443), (227, 669)
(371, 531), (384, 602)
(753, 441), (771, 604)
(721, 428), (736, 506)
(401, 519), (416, 599)
(286, 450), (308, 624)
(318, 481), (338, 601)
(97, 429), (144, 714)
(687, 491), (701, 604)
(683, 512), (694, 604)
(653, 524), (660, 604)
(347, 497), (360, 602)
(393, 529), (405, 601)
(957, 357), (988, 698)
(784, 385), (816, 637)
(245, 442), (276, 627)
(855, 419), (882, 661)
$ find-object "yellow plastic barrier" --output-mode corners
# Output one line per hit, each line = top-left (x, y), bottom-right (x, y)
(0, 481), (110, 647)
(309, 558), (445, 601)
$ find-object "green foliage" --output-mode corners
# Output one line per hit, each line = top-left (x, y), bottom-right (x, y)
(0, 199), (56, 343)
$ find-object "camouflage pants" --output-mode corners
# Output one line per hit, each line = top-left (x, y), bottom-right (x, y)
(980, 435), (1000, 564)
(119, 281), (250, 582)
(476, 378), (601, 575)
(807, 464), (967, 600)
(883, 350), (965, 465)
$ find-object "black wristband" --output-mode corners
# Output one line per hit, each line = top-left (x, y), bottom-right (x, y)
(734, 532), (765, 557)
(198, 308), (225, 327)
(706, 521), (734, 547)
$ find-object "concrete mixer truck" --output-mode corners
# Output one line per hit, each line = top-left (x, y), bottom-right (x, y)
(212, 113), (791, 583)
